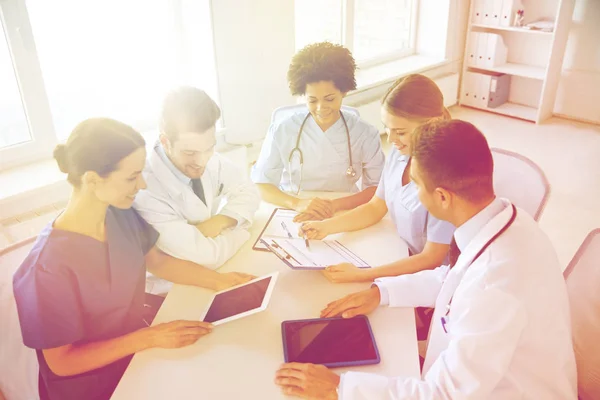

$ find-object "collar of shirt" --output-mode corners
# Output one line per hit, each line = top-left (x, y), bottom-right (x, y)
(155, 144), (191, 186)
(454, 196), (505, 252)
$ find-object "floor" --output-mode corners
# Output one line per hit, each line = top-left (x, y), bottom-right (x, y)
(396, 106), (600, 269)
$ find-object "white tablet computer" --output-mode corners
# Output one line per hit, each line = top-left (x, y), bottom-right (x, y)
(199, 272), (278, 326)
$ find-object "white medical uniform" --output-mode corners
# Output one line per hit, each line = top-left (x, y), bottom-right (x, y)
(134, 144), (260, 292)
(250, 110), (385, 193)
(376, 149), (455, 254)
(340, 198), (577, 399)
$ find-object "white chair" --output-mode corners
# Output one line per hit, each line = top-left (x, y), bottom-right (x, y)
(563, 229), (600, 400)
(491, 148), (550, 221)
(0, 237), (40, 400)
(270, 104), (360, 126)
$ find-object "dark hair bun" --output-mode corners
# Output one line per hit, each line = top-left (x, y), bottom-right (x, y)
(53, 144), (70, 174)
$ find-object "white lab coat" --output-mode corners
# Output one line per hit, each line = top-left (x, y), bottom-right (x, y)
(133, 145), (260, 274)
(341, 200), (577, 399)
(251, 110), (384, 193)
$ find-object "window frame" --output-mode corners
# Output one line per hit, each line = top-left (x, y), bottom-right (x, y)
(349, 0), (420, 68)
(0, 0), (58, 170)
(308, 0), (420, 68)
(0, 0), (219, 172)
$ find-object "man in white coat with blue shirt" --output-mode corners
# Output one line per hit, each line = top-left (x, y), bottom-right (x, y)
(134, 87), (260, 294)
(275, 119), (577, 399)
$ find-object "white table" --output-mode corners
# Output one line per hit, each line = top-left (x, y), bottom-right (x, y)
(112, 199), (420, 400)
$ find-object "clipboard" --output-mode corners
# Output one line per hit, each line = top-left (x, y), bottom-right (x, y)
(260, 236), (370, 270)
(252, 208), (302, 252)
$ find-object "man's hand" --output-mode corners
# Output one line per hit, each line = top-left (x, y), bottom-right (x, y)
(215, 272), (255, 291)
(194, 215), (237, 238)
(320, 286), (381, 318)
(142, 320), (213, 349)
(322, 263), (371, 283)
(294, 198), (334, 222)
(275, 363), (340, 399)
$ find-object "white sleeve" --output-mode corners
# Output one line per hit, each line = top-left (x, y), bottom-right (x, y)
(134, 193), (250, 269)
(360, 124), (385, 189)
(340, 285), (526, 399)
(215, 155), (260, 228)
(375, 265), (449, 308)
(250, 122), (284, 186)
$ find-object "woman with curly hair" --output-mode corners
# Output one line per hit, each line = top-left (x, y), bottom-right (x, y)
(251, 42), (385, 221)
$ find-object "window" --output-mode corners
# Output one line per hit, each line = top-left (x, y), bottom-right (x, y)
(0, 0), (218, 170)
(0, 25), (30, 149)
(295, 0), (418, 66)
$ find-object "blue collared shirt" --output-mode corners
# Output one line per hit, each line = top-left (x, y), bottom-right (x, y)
(155, 144), (191, 186)
(375, 148), (455, 255)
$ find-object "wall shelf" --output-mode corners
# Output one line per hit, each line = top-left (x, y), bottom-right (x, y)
(468, 63), (546, 80)
(471, 24), (553, 36)
(460, 0), (576, 124)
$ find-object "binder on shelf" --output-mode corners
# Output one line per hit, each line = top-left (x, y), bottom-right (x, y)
(482, 1), (494, 26)
(485, 33), (508, 68)
(491, 0), (504, 26)
(472, 0), (484, 24)
(477, 73), (491, 108)
(501, 0), (521, 28)
(476, 32), (488, 68)
(488, 74), (511, 108)
(460, 72), (478, 107)
(462, 71), (511, 110)
(467, 32), (479, 67)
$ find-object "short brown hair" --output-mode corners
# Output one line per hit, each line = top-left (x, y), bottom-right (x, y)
(54, 118), (145, 187)
(411, 119), (494, 203)
(287, 42), (357, 96)
(160, 87), (221, 141)
(382, 74), (450, 122)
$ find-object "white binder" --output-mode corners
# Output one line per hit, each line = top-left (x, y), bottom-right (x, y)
(485, 33), (508, 68)
(460, 72), (478, 107)
(482, 1), (494, 25)
(478, 73), (492, 108)
(490, 0), (504, 26)
(472, 0), (484, 24)
(467, 32), (479, 67)
(476, 32), (488, 67)
(501, 0), (520, 27)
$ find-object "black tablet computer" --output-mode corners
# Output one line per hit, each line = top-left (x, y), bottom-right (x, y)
(281, 316), (380, 368)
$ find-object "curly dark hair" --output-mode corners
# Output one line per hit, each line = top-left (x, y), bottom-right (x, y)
(287, 42), (357, 96)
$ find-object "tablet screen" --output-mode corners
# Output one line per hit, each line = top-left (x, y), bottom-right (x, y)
(282, 316), (380, 367)
(203, 276), (272, 323)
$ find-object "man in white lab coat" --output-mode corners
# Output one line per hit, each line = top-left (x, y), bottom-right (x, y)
(275, 119), (577, 399)
(134, 87), (260, 293)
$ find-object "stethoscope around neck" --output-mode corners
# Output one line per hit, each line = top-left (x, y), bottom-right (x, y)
(287, 112), (356, 195)
(441, 204), (518, 333)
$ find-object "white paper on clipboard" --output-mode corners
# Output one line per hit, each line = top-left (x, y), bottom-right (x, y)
(253, 209), (305, 251)
(260, 237), (370, 269)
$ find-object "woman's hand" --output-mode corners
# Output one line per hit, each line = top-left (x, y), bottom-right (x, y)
(215, 272), (256, 291)
(143, 320), (213, 349)
(300, 220), (332, 240)
(294, 198), (334, 221)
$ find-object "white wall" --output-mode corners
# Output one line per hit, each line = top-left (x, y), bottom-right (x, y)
(211, 0), (296, 146)
(553, 0), (600, 124)
(212, 0), (472, 147)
